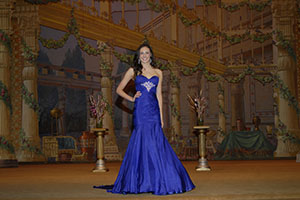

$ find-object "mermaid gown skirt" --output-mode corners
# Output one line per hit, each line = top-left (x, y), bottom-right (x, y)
(98, 75), (195, 195)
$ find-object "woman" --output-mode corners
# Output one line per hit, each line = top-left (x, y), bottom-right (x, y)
(97, 43), (195, 195)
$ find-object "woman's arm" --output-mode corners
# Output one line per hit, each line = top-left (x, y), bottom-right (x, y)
(116, 68), (140, 102)
(156, 69), (164, 128)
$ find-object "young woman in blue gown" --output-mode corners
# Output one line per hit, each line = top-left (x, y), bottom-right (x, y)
(95, 43), (195, 195)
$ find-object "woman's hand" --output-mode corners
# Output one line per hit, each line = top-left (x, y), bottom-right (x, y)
(132, 91), (142, 102)
(161, 121), (164, 128)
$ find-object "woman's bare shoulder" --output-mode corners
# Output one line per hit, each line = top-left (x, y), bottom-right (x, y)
(125, 67), (135, 76)
(154, 68), (162, 76)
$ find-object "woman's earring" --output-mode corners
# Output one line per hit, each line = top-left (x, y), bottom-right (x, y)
(138, 59), (141, 64)
(149, 58), (152, 63)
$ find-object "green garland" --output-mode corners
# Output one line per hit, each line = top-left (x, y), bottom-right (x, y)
(170, 98), (181, 123)
(112, 50), (134, 65)
(273, 74), (300, 116)
(0, 80), (12, 114)
(39, 8), (106, 56)
(277, 120), (300, 144)
(39, 33), (70, 49)
(22, 84), (41, 120)
(217, 82), (226, 117)
(204, 0), (272, 13)
(195, 58), (220, 82)
(0, 29), (12, 55)
(0, 136), (15, 154)
(25, 0), (61, 4)
(181, 58), (205, 76)
(273, 30), (297, 61)
(145, 0), (171, 13)
(22, 39), (37, 64)
(19, 129), (43, 155)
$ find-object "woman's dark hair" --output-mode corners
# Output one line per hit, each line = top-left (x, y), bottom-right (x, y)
(133, 42), (157, 77)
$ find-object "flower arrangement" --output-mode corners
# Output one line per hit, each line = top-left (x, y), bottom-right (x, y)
(187, 90), (208, 126)
(89, 95), (107, 128)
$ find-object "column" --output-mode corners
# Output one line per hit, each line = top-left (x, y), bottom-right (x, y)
(217, 0), (223, 63)
(170, 66), (181, 136)
(100, 46), (122, 161)
(272, 0), (300, 157)
(218, 81), (226, 143)
(99, 0), (111, 22)
(18, 3), (43, 162)
(230, 82), (244, 129)
(0, 0), (17, 167)
(170, 1), (178, 46)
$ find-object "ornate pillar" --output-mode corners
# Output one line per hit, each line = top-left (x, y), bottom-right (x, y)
(100, 46), (122, 161)
(0, 0), (17, 167)
(272, 0), (300, 157)
(217, 1), (223, 63)
(230, 82), (244, 129)
(218, 80), (226, 143)
(17, 3), (43, 162)
(170, 65), (181, 136)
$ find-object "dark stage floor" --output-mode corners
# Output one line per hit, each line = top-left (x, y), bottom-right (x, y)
(0, 160), (300, 200)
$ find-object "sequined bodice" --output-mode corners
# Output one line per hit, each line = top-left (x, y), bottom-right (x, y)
(133, 75), (160, 126)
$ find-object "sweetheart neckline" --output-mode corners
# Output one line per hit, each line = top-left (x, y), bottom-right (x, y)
(138, 74), (159, 80)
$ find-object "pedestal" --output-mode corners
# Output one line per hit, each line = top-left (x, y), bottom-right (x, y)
(91, 128), (108, 172)
(194, 126), (211, 171)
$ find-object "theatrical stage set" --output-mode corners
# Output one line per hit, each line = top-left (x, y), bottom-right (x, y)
(0, 0), (300, 199)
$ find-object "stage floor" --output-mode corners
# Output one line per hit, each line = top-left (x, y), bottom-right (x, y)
(0, 160), (300, 200)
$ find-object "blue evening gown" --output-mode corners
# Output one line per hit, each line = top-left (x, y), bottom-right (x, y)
(95, 75), (195, 195)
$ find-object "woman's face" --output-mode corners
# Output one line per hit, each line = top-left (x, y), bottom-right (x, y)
(139, 46), (151, 64)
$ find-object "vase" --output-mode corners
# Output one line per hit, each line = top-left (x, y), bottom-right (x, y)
(197, 118), (204, 126)
(96, 119), (103, 128)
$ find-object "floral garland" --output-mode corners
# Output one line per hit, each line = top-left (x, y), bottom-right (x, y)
(0, 29), (12, 55)
(162, 62), (181, 89)
(277, 120), (300, 144)
(0, 136), (15, 154)
(217, 82), (226, 117)
(145, 0), (172, 13)
(181, 58), (205, 76)
(22, 39), (37, 64)
(273, 74), (300, 116)
(170, 98), (181, 123)
(22, 84), (41, 120)
(39, 9), (106, 56)
(39, 33), (70, 49)
(112, 50), (134, 65)
(217, 126), (227, 137)
(25, 0), (61, 4)
(273, 30), (297, 61)
(196, 58), (220, 82)
(0, 80), (12, 114)
(203, 0), (272, 13)
(19, 129), (43, 155)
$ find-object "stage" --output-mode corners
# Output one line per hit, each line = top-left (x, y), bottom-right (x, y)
(0, 160), (299, 200)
